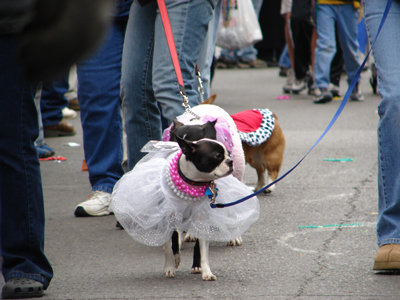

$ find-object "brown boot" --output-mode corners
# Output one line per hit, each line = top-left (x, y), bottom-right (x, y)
(44, 119), (76, 137)
(373, 244), (400, 270)
(68, 98), (80, 110)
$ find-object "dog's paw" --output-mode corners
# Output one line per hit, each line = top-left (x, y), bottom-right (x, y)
(202, 271), (217, 281)
(184, 233), (197, 242)
(174, 253), (181, 268)
(164, 265), (176, 278)
(191, 267), (202, 274)
(227, 237), (242, 246)
(264, 185), (275, 194)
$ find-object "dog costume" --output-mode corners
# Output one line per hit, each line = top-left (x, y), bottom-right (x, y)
(110, 145), (259, 247)
(231, 108), (275, 146)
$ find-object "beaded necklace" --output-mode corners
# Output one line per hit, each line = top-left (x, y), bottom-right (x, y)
(165, 151), (208, 201)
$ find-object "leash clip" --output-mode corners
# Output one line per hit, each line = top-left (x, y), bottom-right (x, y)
(206, 181), (218, 204)
(180, 89), (201, 120)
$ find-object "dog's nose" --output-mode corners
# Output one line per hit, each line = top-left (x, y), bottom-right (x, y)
(226, 159), (233, 168)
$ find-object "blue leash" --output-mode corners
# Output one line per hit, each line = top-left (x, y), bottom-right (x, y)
(211, 0), (393, 209)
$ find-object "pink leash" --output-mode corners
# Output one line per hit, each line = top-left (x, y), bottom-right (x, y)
(157, 0), (187, 101)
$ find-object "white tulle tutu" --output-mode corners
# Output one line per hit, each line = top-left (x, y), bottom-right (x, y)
(110, 148), (259, 247)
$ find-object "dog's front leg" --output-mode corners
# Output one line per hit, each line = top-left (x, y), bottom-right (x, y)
(164, 239), (175, 278)
(199, 239), (216, 281)
(164, 231), (181, 278)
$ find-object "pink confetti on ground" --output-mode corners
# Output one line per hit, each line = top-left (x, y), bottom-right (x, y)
(276, 95), (290, 100)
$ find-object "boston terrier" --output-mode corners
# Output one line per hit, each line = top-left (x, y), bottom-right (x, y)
(111, 99), (260, 282)
(163, 136), (238, 281)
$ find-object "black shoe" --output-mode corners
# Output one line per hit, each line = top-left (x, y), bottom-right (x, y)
(329, 83), (341, 98)
(313, 88), (333, 104)
(215, 57), (237, 69)
(2, 277), (44, 299)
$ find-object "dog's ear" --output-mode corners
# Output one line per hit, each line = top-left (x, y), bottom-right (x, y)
(170, 117), (185, 142)
(201, 94), (217, 105)
(172, 117), (184, 129)
(176, 136), (196, 157)
(201, 120), (217, 140)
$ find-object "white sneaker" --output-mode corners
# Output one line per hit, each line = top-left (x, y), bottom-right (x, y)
(74, 191), (112, 217)
(292, 78), (307, 94)
(282, 69), (295, 94)
(62, 107), (77, 119)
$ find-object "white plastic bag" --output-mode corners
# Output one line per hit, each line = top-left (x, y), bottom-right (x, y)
(216, 0), (263, 51)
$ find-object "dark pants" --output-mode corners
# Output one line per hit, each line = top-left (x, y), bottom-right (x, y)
(40, 74), (69, 127)
(0, 35), (53, 289)
(291, 16), (314, 80)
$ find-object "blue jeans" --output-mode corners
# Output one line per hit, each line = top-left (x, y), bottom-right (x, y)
(197, 0), (222, 100)
(0, 35), (53, 289)
(219, 0), (264, 62)
(314, 4), (361, 89)
(279, 44), (291, 69)
(40, 74), (69, 126)
(121, 0), (216, 170)
(76, 0), (131, 193)
(364, 0), (400, 247)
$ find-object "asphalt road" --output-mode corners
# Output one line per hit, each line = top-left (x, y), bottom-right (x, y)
(4, 66), (399, 300)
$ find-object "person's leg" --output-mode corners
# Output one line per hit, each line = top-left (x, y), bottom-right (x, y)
(40, 73), (76, 137)
(312, 5), (337, 103)
(197, 0), (222, 100)
(328, 23), (345, 97)
(122, 0), (215, 170)
(74, 1), (130, 217)
(0, 35), (53, 297)
(218, 49), (237, 67)
(313, 5), (337, 89)
(335, 4), (360, 85)
(335, 4), (363, 101)
(40, 74), (69, 127)
(364, 0), (400, 266)
(77, 21), (126, 194)
(279, 44), (291, 70)
(290, 15), (313, 93)
(329, 24), (344, 88)
(121, 1), (161, 170)
(34, 84), (56, 158)
(153, 0), (215, 123)
(284, 12), (295, 70)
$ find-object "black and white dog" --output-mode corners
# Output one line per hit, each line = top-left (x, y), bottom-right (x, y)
(164, 136), (233, 280)
(111, 104), (259, 281)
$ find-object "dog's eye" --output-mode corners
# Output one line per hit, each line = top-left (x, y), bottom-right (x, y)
(215, 153), (223, 160)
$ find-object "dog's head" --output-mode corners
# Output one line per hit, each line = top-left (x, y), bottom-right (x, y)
(169, 117), (217, 142)
(176, 136), (233, 181)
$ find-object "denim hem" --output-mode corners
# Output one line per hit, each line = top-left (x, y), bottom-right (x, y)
(92, 186), (114, 194)
(5, 271), (50, 290)
(378, 239), (400, 247)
